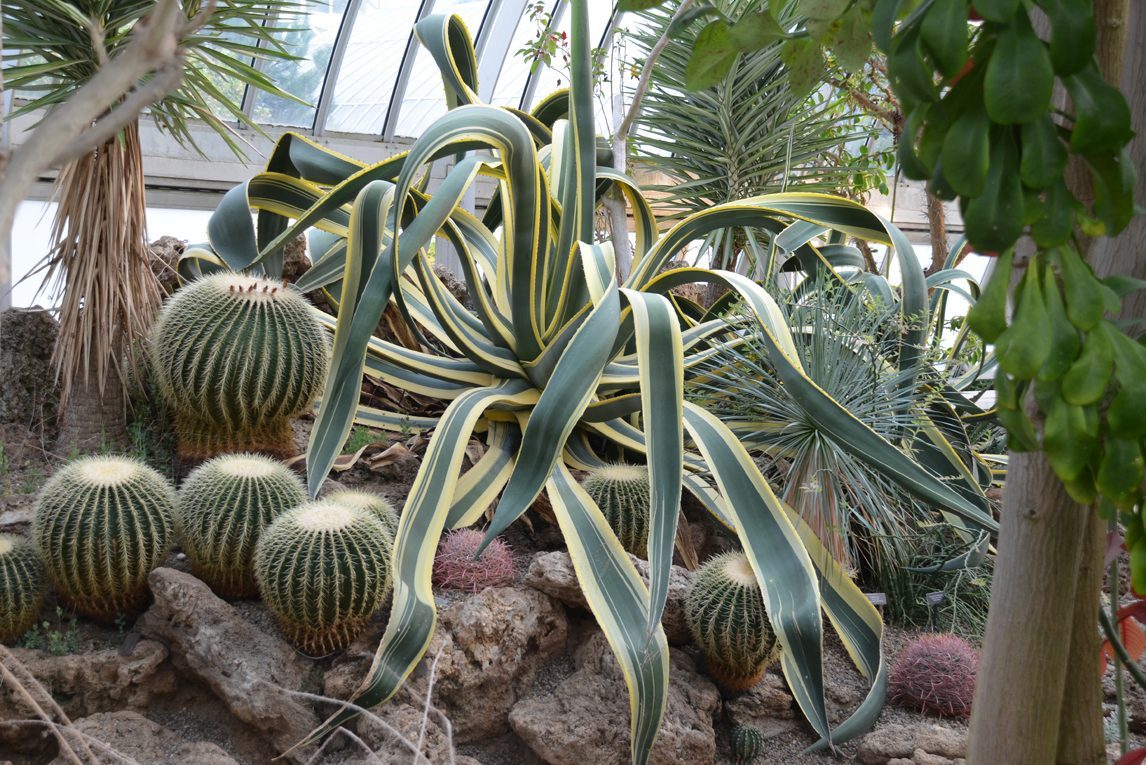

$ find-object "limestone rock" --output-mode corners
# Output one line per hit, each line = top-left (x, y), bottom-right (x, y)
(509, 632), (720, 765)
(148, 236), (185, 295)
(137, 568), (320, 760)
(324, 586), (567, 745)
(856, 722), (968, 765)
(0, 640), (175, 752)
(0, 308), (58, 425)
(723, 673), (797, 739)
(524, 551), (694, 644)
(48, 711), (238, 765)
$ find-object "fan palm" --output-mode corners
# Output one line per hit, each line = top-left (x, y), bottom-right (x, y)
(630, 0), (885, 272)
(1, 0), (304, 446)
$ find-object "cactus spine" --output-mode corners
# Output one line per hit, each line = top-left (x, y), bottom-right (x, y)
(889, 633), (978, 718)
(176, 453), (306, 598)
(254, 500), (392, 654)
(730, 725), (764, 764)
(0, 535), (48, 643)
(581, 463), (651, 558)
(684, 552), (780, 691)
(150, 273), (329, 460)
(432, 529), (516, 592)
(325, 489), (400, 541)
(33, 456), (176, 621)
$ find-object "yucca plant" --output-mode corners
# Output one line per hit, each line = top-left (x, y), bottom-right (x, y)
(1, 0), (306, 446)
(184, 4), (997, 759)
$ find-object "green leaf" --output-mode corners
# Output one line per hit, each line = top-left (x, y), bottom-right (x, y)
(780, 38), (826, 97)
(941, 107), (990, 196)
(984, 17), (1055, 124)
(800, 0), (851, 20)
(1132, 538), (1146, 595)
(888, 29), (939, 105)
(828, 6), (872, 73)
(963, 131), (1024, 252)
(995, 265), (1052, 380)
(1109, 386), (1146, 439)
(728, 11), (785, 52)
(686, 20), (740, 90)
(1043, 397), (1098, 482)
(921, 0), (969, 78)
(1087, 149), (1137, 236)
(1097, 438), (1145, 507)
(546, 462), (670, 764)
(1030, 181), (1075, 247)
(1036, 0), (1096, 75)
(1065, 64), (1135, 154)
(972, 0), (1020, 22)
(1061, 324), (1114, 406)
(998, 402), (1040, 451)
(1038, 265), (1080, 381)
(1057, 246), (1107, 330)
(966, 249), (1012, 342)
(1020, 115), (1069, 189)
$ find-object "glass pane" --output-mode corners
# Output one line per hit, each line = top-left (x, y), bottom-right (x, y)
(325, 0), (424, 135)
(488, 1), (555, 108)
(523, 1), (612, 109)
(252, 0), (350, 128)
(392, 0), (491, 139)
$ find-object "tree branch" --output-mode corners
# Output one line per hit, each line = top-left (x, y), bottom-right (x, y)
(615, 0), (696, 147)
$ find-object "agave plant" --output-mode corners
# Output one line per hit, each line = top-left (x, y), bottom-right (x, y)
(183, 3), (996, 759)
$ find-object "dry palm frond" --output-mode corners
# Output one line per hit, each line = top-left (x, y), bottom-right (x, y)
(44, 120), (159, 409)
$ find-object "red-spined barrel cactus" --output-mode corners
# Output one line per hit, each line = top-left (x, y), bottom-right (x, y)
(431, 529), (515, 593)
(889, 633), (978, 718)
(150, 273), (329, 461)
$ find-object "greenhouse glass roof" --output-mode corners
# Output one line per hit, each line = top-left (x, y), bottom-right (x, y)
(244, 0), (618, 140)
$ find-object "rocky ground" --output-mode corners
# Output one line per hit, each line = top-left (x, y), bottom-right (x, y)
(0, 306), (1139, 764)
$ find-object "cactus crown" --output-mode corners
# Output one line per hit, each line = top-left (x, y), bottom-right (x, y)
(33, 456), (175, 621)
(150, 273), (329, 460)
(0, 534), (48, 643)
(684, 552), (780, 691)
(730, 725), (764, 765)
(581, 463), (651, 558)
(326, 489), (400, 540)
(253, 499), (392, 655)
(889, 633), (978, 718)
(176, 453), (306, 599)
(432, 529), (516, 593)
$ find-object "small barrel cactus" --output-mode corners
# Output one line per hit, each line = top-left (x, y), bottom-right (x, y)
(685, 552), (779, 691)
(432, 529), (515, 593)
(150, 273), (329, 460)
(730, 725), (764, 764)
(33, 456), (176, 621)
(0, 534), (48, 643)
(889, 633), (978, 718)
(581, 463), (651, 558)
(325, 489), (400, 541)
(254, 500), (392, 655)
(176, 453), (306, 598)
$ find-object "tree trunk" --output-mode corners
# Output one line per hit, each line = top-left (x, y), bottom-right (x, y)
(968, 452), (1089, 763)
(969, 0), (1135, 760)
(55, 374), (128, 453)
(1055, 511), (1108, 765)
(924, 192), (949, 276)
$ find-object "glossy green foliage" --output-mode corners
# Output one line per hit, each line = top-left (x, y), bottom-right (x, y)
(176, 454), (307, 598)
(33, 456), (175, 621)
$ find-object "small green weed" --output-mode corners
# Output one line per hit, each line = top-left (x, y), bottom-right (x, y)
(21, 606), (81, 655)
(341, 425), (383, 455)
(19, 465), (45, 495)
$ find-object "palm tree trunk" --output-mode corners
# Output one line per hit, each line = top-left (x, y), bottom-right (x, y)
(48, 119), (160, 453)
